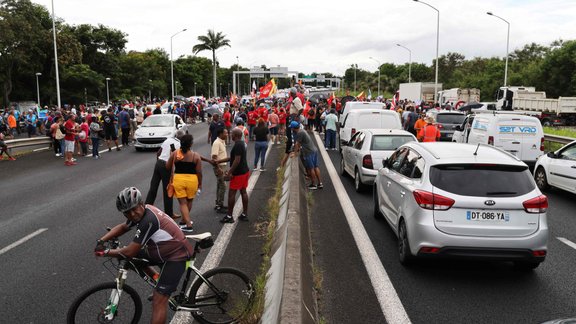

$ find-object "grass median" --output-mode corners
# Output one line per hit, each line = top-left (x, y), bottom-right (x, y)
(544, 126), (575, 152)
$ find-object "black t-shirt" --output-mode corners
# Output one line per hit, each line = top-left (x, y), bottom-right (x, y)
(229, 140), (249, 175)
(253, 125), (269, 141)
(103, 113), (115, 130)
(209, 120), (225, 144)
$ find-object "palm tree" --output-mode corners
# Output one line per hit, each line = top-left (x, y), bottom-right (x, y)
(193, 30), (231, 98)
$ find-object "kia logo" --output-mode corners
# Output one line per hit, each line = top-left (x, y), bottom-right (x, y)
(484, 200), (496, 206)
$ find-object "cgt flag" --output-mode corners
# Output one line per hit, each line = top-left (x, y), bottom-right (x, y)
(258, 79), (277, 99)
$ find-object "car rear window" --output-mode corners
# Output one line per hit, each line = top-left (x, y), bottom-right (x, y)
(436, 114), (466, 124)
(371, 135), (414, 151)
(429, 164), (535, 197)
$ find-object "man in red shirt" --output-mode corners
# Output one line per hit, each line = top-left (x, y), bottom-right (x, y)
(64, 113), (77, 166)
(257, 103), (268, 122)
(222, 107), (232, 145)
(247, 108), (257, 141)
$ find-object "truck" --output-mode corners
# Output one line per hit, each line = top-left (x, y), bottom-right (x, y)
(399, 82), (442, 103)
(438, 88), (480, 108)
(496, 86), (576, 126)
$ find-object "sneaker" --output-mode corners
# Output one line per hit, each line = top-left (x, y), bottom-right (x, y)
(108, 148), (112, 152)
(215, 206), (228, 214)
(181, 227), (194, 234)
(308, 184), (318, 190)
(93, 155), (100, 160)
(220, 215), (235, 224)
(55, 153), (61, 157)
(259, 168), (266, 172)
(317, 183), (324, 189)
(8, 157), (16, 161)
(238, 213), (249, 222)
(71, 158), (77, 162)
(214, 205), (228, 210)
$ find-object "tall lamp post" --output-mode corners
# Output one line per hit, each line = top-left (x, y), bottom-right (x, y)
(353, 64), (357, 93)
(35, 73), (42, 108)
(148, 79), (152, 102)
(236, 56), (240, 95)
(194, 82), (197, 96)
(170, 28), (187, 102)
(368, 57), (381, 98)
(105, 77), (111, 107)
(487, 12), (510, 87)
(413, 0), (439, 104)
(396, 44), (412, 83)
(50, 0), (61, 108)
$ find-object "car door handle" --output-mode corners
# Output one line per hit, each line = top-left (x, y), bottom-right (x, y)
(572, 166), (576, 169)
(387, 181), (391, 187)
(512, 141), (520, 144)
(400, 190), (406, 196)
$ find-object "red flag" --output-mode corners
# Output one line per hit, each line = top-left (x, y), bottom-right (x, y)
(327, 92), (335, 107)
(230, 93), (238, 106)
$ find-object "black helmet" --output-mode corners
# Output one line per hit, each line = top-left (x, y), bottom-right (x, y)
(116, 187), (143, 212)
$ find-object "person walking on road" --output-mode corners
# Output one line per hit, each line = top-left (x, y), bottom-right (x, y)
(290, 121), (323, 190)
(222, 107), (233, 145)
(89, 116), (102, 159)
(103, 108), (121, 151)
(166, 134), (202, 234)
(207, 113), (225, 145)
(118, 107), (131, 147)
(253, 118), (269, 171)
(417, 116), (441, 142)
(0, 131), (16, 160)
(215, 128), (250, 224)
(414, 113), (426, 135)
(63, 113), (77, 166)
(268, 108), (279, 145)
(324, 109), (338, 150)
(211, 128), (228, 213)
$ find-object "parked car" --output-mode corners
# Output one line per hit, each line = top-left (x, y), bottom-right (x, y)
(339, 109), (402, 150)
(339, 101), (385, 124)
(134, 114), (188, 151)
(534, 140), (576, 194)
(341, 129), (416, 192)
(427, 110), (466, 141)
(373, 142), (548, 270)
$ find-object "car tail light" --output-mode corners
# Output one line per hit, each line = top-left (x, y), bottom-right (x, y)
(523, 195), (548, 213)
(419, 247), (441, 254)
(540, 137), (544, 151)
(413, 190), (455, 210)
(532, 250), (547, 257)
(437, 124), (444, 129)
(488, 136), (494, 146)
(351, 128), (356, 136)
(362, 154), (373, 169)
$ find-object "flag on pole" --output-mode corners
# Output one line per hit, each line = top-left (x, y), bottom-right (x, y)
(367, 89), (372, 100)
(258, 79), (277, 99)
(327, 92), (335, 107)
(252, 80), (257, 90)
(356, 91), (365, 101)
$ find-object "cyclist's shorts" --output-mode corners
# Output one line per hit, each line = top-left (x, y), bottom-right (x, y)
(156, 261), (187, 296)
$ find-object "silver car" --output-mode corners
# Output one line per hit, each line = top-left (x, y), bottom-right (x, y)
(134, 114), (188, 151)
(340, 129), (416, 192)
(373, 142), (548, 270)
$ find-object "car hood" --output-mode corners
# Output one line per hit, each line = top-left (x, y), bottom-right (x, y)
(135, 126), (175, 137)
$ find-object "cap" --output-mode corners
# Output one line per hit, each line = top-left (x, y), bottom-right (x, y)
(289, 121), (300, 129)
(259, 103), (265, 107)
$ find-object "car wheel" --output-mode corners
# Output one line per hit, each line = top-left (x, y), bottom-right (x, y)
(373, 185), (383, 219)
(340, 155), (347, 176)
(534, 167), (550, 191)
(135, 147), (143, 152)
(513, 261), (541, 271)
(542, 119), (552, 127)
(398, 220), (414, 265)
(354, 169), (365, 192)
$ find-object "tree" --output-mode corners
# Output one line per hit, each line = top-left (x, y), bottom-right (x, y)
(192, 29), (230, 98)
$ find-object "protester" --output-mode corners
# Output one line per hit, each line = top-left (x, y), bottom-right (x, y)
(51, 117), (64, 157)
(417, 116), (441, 142)
(290, 121), (323, 190)
(118, 107), (131, 146)
(89, 116), (102, 159)
(7, 111), (17, 139)
(207, 113), (225, 145)
(166, 134), (202, 234)
(253, 118), (269, 171)
(211, 128), (228, 214)
(103, 108), (120, 151)
(414, 113), (427, 135)
(63, 113), (77, 166)
(222, 107), (232, 145)
(278, 107), (287, 139)
(247, 108), (257, 140)
(234, 119), (249, 145)
(324, 109), (338, 150)
(78, 117), (90, 156)
(215, 128), (250, 224)
(268, 108), (279, 145)
(0, 131), (16, 160)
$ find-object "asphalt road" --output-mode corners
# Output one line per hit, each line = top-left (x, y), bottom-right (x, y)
(323, 142), (576, 324)
(0, 122), (264, 323)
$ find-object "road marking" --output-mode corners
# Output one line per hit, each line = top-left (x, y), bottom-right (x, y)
(0, 228), (48, 256)
(313, 132), (411, 324)
(33, 147), (49, 152)
(170, 140), (273, 324)
(558, 237), (576, 250)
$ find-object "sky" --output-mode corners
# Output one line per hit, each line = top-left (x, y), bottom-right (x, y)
(32, 0), (576, 76)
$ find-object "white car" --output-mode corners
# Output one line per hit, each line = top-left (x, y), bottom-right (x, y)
(340, 129), (416, 192)
(373, 142), (548, 270)
(534, 140), (576, 194)
(134, 114), (188, 151)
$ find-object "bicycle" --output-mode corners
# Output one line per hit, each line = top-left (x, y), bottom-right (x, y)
(67, 231), (254, 324)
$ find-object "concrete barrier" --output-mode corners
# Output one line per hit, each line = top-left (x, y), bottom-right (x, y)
(262, 157), (317, 324)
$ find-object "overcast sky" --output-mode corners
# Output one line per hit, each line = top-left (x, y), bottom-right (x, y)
(33, 0), (576, 76)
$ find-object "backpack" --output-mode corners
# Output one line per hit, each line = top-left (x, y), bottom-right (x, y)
(128, 109), (135, 119)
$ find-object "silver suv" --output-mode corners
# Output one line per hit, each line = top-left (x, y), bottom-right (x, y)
(373, 142), (548, 270)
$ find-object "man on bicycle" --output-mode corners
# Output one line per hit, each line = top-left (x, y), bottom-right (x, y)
(95, 187), (194, 324)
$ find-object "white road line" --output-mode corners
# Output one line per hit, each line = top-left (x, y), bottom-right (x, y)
(558, 237), (576, 250)
(33, 147), (49, 152)
(170, 141), (273, 324)
(0, 228), (48, 256)
(313, 132), (411, 324)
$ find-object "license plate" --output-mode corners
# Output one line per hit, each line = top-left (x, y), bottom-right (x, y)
(466, 210), (510, 222)
(447, 133), (453, 138)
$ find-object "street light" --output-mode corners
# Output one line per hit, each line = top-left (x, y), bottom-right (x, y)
(413, 0), (440, 104)
(175, 81), (180, 96)
(194, 82), (197, 96)
(50, 0), (61, 108)
(396, 44), (412, 83)
(353, 64), (357, 93)
(35, 73), (42, 108)
(170, 28), (187, 102)
(368, 57), (381, 98)
(105, 77), (111, 107)
(487, 12), (510, 87)
(148, 79), (152, 102)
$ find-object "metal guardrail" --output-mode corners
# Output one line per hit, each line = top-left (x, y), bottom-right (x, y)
(544, 134), (574, 145)
(5, 136), (52, 149)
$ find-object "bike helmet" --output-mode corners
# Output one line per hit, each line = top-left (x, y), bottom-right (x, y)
(116, 187), (143, 212)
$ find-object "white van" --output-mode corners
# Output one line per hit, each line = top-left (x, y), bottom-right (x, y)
(463, 113), (544, 167)
(339, 101), (385, 124)
(339, 109), (402, 148)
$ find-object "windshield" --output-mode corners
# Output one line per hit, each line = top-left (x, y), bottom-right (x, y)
(436, 114), (466, 124)
(140, 116), (175, 127)
(371, 135), (415, 151)
(430, 164), (534, 197)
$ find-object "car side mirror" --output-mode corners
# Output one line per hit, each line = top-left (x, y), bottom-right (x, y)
(547, 152), (556, 158)
(341, 140), (348, 146)
(383, 158), (389, 168)
(453, 125), (461, 131)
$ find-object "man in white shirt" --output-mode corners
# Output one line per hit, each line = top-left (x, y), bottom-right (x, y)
(211, 128), (228, 213)
(145, 130), (184, 219)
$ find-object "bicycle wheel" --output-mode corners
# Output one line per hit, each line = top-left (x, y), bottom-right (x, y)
(67, 282), (142, 324)
(189, 267), (254, 324)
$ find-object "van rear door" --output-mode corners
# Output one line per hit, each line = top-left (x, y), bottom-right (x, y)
(494, 117), (525, 158)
